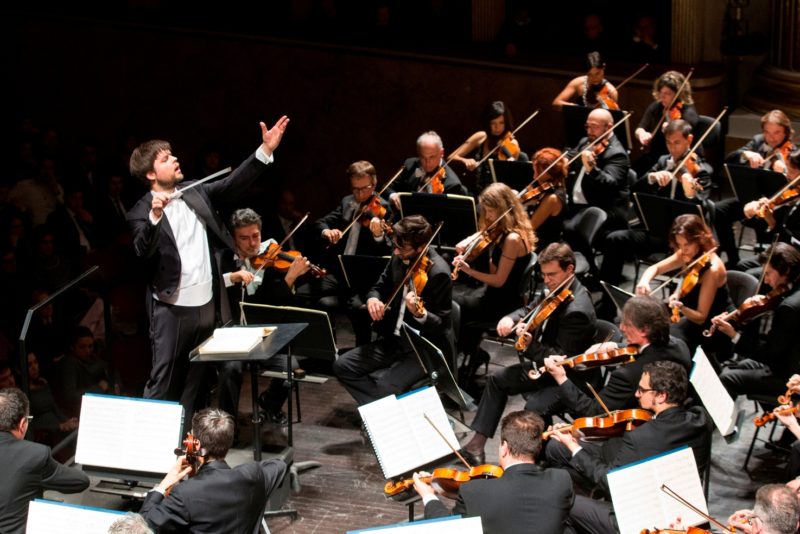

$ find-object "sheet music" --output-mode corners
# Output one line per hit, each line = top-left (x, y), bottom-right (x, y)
(76, 394), (183, 474)
(348, 515), (482, 533)
(690, 347), (736, 436)
(198, 326), (275, 354)
(608, 447), (708, 534)
(27, 500), (124, 534)
(358, 387), (459, 479)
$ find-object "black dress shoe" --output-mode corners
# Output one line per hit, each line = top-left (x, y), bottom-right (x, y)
(461, 449), (485, 466)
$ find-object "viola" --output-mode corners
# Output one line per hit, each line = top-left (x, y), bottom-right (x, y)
(515, 284), (575, 352)
(383, 464), (504, 500)
(173, 432), (206, 476)
(543, 408), (652, 440)
(671, 249), (715, 323)
(754, 403), (799, 427)
(358, 195), (393, 235)
(528, 346), (638, 380)
(497, 131), (521, 161)
(703, 285), (789, 337)
(251, 242), (327, 278)
(383, 223), (442, 315)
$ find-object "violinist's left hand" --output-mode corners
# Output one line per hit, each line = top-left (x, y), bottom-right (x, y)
(156, 456), (193, 495)
(680, 173), (698, 198)
(668, 295), (683, 310)
(774, 404), (800, 432)
(544, 355), (567, 383)
(580, 150), (596, 173)
(404, 292), (424, 318)
(412, 472), (435, 498)
(710, 314), (736, 338)
(259, 116), (290, 157)
(452, 255), (470, 275)
(727, 509), (758, 534)
(548, 424), (580, 453)
(774, 158), (787, 174)
(284, 256), (311, 288)
(368, 217), (384, 238)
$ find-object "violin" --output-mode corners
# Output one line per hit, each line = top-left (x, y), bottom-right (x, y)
(592, 138), (609, 157)
(515, 282), (575, 352)
(528, 346), (638, 380)
(358, 195), (393, 235)
(703, 285), (789, 337)
(410, 255), (432, 315)
(384, 464), (504, 500)
(451, 226), (504, 281)
(753, 174), (800, 220)
(668, 101), (684, 122)
(753, 402), (799, 427)
(518, 181), (556, 205)
(671, 249), (715, 323)
(173, 432), (206, 476)
(419, 167), (446, 194)
(765, 139), (794, 173)
(251, 242), (327, 278)
(595, 84), (619, 111)
(641, 528), (712, 534)
(543, 408), (652, 440)
(497, 131), (521, 161)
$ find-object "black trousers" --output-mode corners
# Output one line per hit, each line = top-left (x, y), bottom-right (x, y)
(145, 299), (215, 431)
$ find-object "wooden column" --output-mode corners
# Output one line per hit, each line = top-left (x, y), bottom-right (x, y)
(471, 0), (505, 43)
(671, 0), (704, 64)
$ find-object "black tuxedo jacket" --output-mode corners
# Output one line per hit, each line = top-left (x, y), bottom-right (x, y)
(725, 133), (796, 164)
(567, 134), (631, 224)
(141, 458), (286, 534)
(220, 247), (296, 320)
(737, 285), (800, 378)
(508, 277), (597, 365)
(557, 336), (691, 417)
(571, 405), (713, 495)
(424, 463), (574, 534)
(368, 248), (455, 365)
(0, 432), (90, 534)
(314, 194), (393, 257)
(633, 153), (713, 203)
(388, 158), (466, 197)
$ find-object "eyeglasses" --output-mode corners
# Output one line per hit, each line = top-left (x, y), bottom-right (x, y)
(25, 415), (33, 423)
(351, 185), (374, 193)
(636, 387), (656, 394)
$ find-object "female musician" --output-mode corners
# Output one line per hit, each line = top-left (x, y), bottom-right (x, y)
(449, 101), (522, 195)
(636, 214), (730, 356)
(452, 183), (536, 372)
(634, 70), (698, 172)
(552, 51), (619, 110)
(524, 147), (568, 249)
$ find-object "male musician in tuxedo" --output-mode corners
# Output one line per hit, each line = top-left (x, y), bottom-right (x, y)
(714, 242), (800, 399)
(387, 131), (466, 211)
(315, 161), (393, 345)
(332, 215), (455, 406)
(563, 108), (631, 282)
(728, 484), (800, 534)
(715, 109), (796, 267)
(545, 296), (691, 418)
(461, 242), (596, 465)
(0, 388), (90, 534)
(597, 120), (712, 318)
(546, 361), (713, 534)
(140, 408), (286, 534)
(217, 207), (311, 426)
(127, 116), (289, 429)
(413, 411), (574, 534)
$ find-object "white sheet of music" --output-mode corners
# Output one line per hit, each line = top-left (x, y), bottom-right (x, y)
(347, 515), (482, 533)
(198, 326), (275, 354)
(608, 447), (708, 534)
(26, 500), (123, 534)
(75, 394), (182, 474)
(358, 387), (458, 479)
(690, 347), (736, 436)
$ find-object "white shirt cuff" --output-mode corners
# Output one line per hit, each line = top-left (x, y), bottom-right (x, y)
(149, 209), (161, 225)
(223, 272), (234, 288)
(422, 494), (439, 506)
(256, 147), (275, 164)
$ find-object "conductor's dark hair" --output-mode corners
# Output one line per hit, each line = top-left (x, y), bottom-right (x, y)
(129, 140), (172, 182)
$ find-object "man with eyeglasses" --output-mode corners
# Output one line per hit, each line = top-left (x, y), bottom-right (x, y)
(545, 360), (712, 534)
(333, 215), (455, 407)
(315, 160), (394, 345)
(0, 388), (89, 533)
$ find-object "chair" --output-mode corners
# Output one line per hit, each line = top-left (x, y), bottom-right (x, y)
(594, 319), (623, 345)
(518, 252), (539, 306)
(726, 270), (758, 308)
(694, 114), (724, 195)
(569, 206), (608, 278)
(743, 394), (782, 472)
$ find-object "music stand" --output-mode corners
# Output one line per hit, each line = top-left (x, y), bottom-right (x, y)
(562, 104), (632, 152)
(189, 323), (307, 460)
(600, 281), (635, 313)
(397, 192), (478, 248)
(487, 159), (534, 192)
(632, 192), (705, 236)
(338, 255), (391, 295)
(724, 164), (787, 205)
(401, 323), (474, 411)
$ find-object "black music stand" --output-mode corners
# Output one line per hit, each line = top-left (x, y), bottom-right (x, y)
(397, 192), (477, 248)
(562, 104), (632, 152)
(487, 159), (534, 192)
(189, 323), (307, 460)
(600, 281), (635, 313)
(724, 164), (787, 205)
(632, 192), (705, 236)
(338, 255), (391, 295)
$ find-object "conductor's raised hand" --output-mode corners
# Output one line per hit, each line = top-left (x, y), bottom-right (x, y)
(260, 115), (290, 157)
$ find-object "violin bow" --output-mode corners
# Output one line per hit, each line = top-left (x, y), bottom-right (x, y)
(586, 383), (613, 418)
(473, 109), (540, 169)
(614, 63), (649, 92)
(650, 246), (718, 295)
(250, 212), (310, 279)
(660, 484), (736, 532)
(339, 166), (404, 239)
(516, 273), (575, 349)
(755, 235), (781, 295)
(384, 222), (443, 313)
(760, 172), (800, 213)
(170, 167), (233, 199)
(669, 107), (727, 199)
(647, 68), (695, 140)
(423, 413), (472, 469)
(455, 205), (515, 273)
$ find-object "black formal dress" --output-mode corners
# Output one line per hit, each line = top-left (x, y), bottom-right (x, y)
(140, 458), (286, 534)
(0, 431), (90, 534)
(424, 463), (574, 534)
